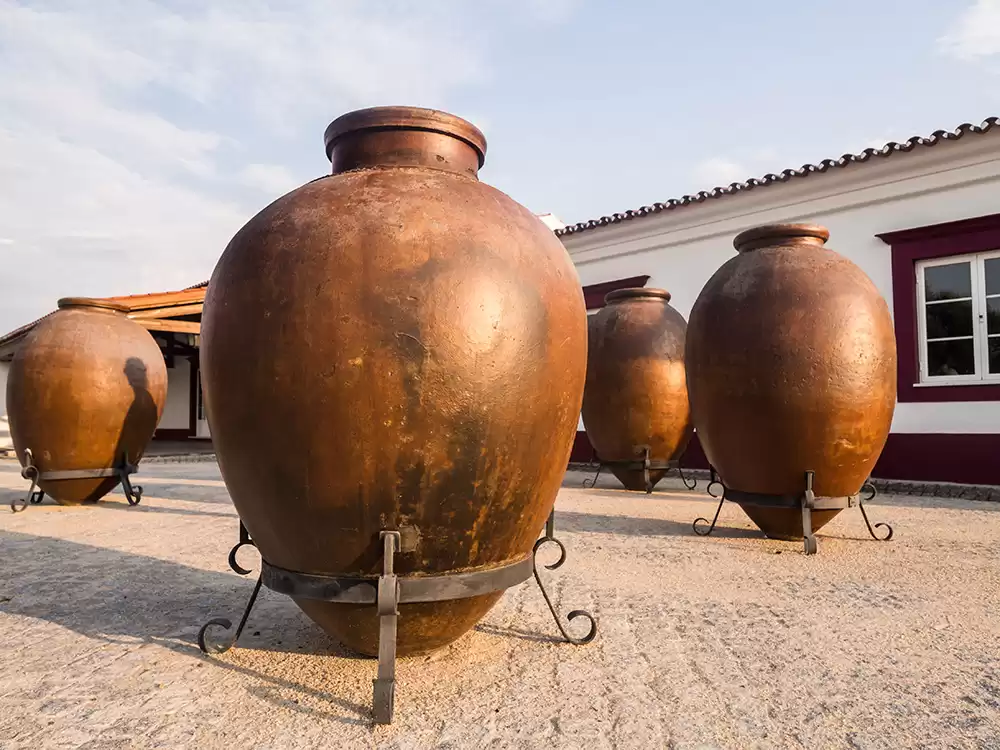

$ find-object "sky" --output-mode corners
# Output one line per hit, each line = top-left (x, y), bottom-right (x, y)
(0, 0), (999, 333)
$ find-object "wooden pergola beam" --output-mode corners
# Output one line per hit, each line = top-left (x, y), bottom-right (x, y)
(128, 303), (203, 320)
(136, 319), (201, 334)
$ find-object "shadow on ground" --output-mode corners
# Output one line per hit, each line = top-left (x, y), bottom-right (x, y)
(0, 488), (236, 519)
(0, 529), (371, 724)
(553, 508), (760, 539)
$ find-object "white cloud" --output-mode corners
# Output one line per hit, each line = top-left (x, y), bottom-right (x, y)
(691, 157), (750, 189)
(238, 164), (302, 195)
(0, 0), (522, 333)
(938, 0), (1000, 61)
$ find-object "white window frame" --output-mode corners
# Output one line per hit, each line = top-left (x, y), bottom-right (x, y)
(915, 249), (1000, 385)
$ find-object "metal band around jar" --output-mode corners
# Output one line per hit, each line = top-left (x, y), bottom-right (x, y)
(723, 487), (859, 510)
(260, 554), (534, 604)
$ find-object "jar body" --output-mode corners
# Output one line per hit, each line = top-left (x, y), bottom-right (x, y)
(582, 290), (692, 491)
(685, 233), (896, 539)
(202, 163), (587, 655)
(7, 307), (167, 504)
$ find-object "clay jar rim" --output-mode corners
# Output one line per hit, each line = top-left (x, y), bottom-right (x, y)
(604, 287), (672, 305)
(323, 106), (488, 168)
(57, 297), (129, 314)
(733, 223), (830, 253)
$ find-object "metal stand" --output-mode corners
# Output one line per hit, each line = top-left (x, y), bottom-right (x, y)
(582, 445), (696, 493)
(198, 512), (597, 724)
(692, 468), (893, 555)
(10, 448), (144, 512)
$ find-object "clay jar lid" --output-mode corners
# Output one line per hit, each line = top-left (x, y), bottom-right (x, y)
(604, 287), (672, 305)
(324, 106), (487, 168)
(733, 223), (830, 253)
(57, 297), (129, 314)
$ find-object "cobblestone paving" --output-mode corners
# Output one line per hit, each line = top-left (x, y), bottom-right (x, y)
(0, 461), (998, 749)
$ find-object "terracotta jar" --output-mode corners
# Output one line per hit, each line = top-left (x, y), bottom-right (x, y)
(6, 298), (167, 504)
(582, 288), (693, 490)
(685, 224), (896, 539)
(201, 106), (587, 656)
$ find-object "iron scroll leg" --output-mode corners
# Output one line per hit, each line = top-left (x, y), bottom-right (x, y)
(373, 530), (401, 725)
(198, 575), (263, 654)
(858, 481), (893, 542)
(198, 520), (262, 654)
(676, 461), (697, 491)
(582, 460), (603, 489)
(693, 466), (725, 535)
(531, 511), (597, 645)
(12, 449), (41, 513)
(228, 520), (258, 575)
(118, 457), (143, 506)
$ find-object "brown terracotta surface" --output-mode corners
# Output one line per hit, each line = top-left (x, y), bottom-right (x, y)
(201, 106), (587, 656)
(6, 299), (167, 505)
(685, 224), (897, 539)
(582, 288), (692, 491)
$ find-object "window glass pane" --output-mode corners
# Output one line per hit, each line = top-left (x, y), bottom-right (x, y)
(926, 339), (976, 377)
(985, 257), (1000, 296)
(988, 298), (1000, 335)
(990, 337), (1000, 375)
(923, 262), (972, 301)
(925, 300), (973, 339)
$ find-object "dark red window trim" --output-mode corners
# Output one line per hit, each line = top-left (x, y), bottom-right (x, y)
(582, 275), (650, 310)
(877, 212), (1000, 403)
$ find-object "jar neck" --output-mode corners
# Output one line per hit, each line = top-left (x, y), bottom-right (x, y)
(328, 128), (482, 178)
(733, 223), (830, 253)
(324, 107), (487, 179)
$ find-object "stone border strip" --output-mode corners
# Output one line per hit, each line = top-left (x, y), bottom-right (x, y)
(566, 463), (1000, 504)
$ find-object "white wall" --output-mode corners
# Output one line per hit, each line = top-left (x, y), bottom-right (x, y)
(565, 132), (1000, 436)
(0, 360), (8, 419)
(158, 356), (191, 431)
(0, 361), (10, 451)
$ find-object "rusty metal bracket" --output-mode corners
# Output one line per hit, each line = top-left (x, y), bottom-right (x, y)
(692, 468), (893, 555)
(373, 530), (400, 725)
(10, 448), (143, 512)
(582, 445), (696, 493)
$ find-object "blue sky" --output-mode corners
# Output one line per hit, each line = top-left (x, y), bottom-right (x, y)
(0, 0), (998, 332)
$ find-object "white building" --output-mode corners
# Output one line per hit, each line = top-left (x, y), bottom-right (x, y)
(561, 117), (1000, 486)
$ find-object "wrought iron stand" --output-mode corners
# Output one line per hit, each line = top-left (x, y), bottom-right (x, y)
(10, 448), (144, 512)
(198, 510), (596, 725)
(582, 445), (697, 494)
(692, 468), (893, 555)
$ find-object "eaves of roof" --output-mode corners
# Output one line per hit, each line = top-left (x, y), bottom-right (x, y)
(555, 117), (1000, 238)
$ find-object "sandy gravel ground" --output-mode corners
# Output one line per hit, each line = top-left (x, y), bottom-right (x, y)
(0, 460), (998, 750)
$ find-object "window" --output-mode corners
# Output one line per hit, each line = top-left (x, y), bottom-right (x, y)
(916, 251), (1000, 384)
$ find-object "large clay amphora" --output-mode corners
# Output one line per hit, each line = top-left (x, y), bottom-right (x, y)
(201, 107), (587, 655)
(685, 224), (896, 539)
(7, 298), (167, 504)
(582, 288), (693, 491)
